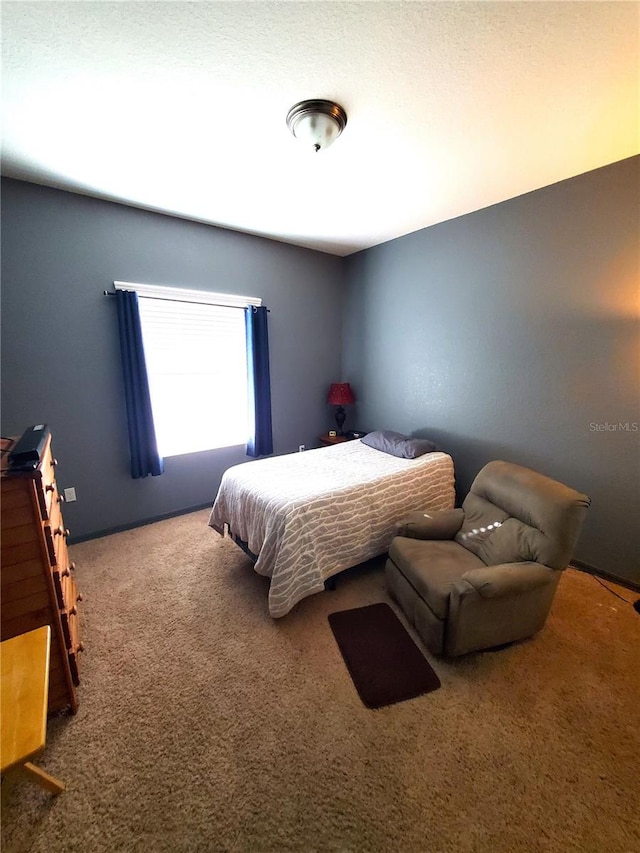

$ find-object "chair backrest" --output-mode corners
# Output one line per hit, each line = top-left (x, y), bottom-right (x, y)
(455, 460), (590, 569)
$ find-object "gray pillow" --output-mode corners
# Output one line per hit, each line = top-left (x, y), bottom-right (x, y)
(360, 430), (437, 459)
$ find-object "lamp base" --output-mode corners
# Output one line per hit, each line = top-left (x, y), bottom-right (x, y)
(334, 406), (346, 436)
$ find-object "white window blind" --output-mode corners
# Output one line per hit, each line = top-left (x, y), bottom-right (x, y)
(115, 282), (261, 457)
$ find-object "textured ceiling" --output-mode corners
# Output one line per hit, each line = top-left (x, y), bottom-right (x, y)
(2, 2), (638, 256)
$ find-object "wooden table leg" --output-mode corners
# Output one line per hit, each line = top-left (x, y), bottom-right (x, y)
(21, 762), (65, 795)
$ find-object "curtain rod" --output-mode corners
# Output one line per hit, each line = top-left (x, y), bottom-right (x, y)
(102, 290), (269, 310)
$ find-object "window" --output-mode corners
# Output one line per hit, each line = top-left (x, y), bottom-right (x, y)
(115, 282), (261, 458)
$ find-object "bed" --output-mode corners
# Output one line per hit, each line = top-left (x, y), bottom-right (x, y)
(208, 439), (455, 617)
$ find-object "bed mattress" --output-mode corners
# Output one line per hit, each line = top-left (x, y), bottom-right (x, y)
(209, 439), (455, 617)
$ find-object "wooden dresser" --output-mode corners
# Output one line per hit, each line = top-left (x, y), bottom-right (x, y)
(1, 432), (82, 713)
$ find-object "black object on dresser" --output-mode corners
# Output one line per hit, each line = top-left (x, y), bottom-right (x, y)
(7, 424), (52, 471)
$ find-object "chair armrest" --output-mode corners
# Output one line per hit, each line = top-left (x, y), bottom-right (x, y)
(461, 562), (558, 598)
(395, 508), (465, 540)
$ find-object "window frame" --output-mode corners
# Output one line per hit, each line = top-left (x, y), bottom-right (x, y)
(114, 281), (262, 458)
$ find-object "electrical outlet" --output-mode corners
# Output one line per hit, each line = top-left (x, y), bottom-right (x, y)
(298, 445), (305, 452)
(63, 487), (77, 502)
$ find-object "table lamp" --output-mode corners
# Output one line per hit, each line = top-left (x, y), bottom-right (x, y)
(327, 383), (356, 435)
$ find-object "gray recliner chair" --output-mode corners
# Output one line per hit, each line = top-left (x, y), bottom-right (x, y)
(385, 460), (590, 657)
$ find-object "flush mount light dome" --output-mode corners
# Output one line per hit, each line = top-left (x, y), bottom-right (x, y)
(286, 99), (347, 152)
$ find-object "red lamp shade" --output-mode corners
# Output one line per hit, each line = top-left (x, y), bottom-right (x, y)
(327, 383), (355, 406)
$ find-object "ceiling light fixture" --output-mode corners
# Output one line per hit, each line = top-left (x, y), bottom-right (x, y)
(286, 99), (347, 153)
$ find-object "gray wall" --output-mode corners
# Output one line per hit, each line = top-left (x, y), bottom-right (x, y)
(343, 156), (640, 584)
(1, 178), (345, 539)
(3, 160), (638, 582)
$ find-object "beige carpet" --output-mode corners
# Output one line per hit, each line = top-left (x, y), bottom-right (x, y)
(2, 509), (639, 853)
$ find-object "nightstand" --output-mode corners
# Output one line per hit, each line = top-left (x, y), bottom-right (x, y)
(319, 434), (349, 447)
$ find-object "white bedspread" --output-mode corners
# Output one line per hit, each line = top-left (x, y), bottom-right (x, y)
(209, 440), (455, 617)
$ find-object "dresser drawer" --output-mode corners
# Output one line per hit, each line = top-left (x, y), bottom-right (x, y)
(52, 551), (78, 611)
(53, 517), (73, 574)
(49, 641), (78, 711)
(36, 439), (58, 520)
(44, 494), (69, 566)
(67, 610), (82, 686)
(59, 574), (80, 648)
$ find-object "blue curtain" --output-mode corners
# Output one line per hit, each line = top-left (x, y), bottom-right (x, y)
(245, 306), (273, 457)
(115, 289), (164, 479)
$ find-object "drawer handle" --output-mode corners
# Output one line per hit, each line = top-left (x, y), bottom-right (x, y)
(54, 527), (70, 538)
(69, 561), (76, 572)
(57, 493), (64, 504)
(52, 458), (58, 467)
(76, 592), (83, 602)
(46, 483), (56, 493)
(70, 605), (77, 616)
(62, 567), (70, 577)
(78, 642), (85, 653)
